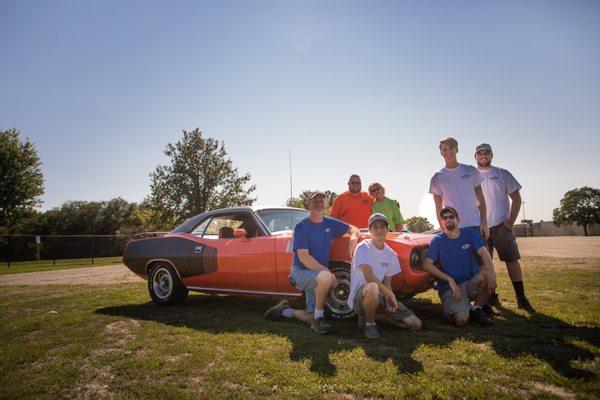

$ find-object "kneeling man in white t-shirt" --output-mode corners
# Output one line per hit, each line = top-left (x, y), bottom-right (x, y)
(348, 213), (422, 339)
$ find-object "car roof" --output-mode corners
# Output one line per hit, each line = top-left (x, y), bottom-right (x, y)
(170, 206), (307, 233)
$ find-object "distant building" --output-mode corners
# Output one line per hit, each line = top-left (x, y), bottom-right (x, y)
(513, 221), (600, 237)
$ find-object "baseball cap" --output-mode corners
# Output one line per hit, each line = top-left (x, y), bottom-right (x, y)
(368, 213), (389, 227)
(308, 190), (326, 200)
(439, 207), (459, 218)
(475, 143), (493, 153)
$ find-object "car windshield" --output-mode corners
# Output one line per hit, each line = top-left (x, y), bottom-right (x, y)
(256, 209), (309, 233)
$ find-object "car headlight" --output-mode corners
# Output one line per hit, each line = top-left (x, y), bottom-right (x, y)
(410, 248), (425, 269)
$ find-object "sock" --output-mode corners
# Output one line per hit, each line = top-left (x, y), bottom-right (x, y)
(314, 308), (324, 319)
(512, 281), (526, 299)
(282, 308), (294, 318)
(366, 322), (376, 327)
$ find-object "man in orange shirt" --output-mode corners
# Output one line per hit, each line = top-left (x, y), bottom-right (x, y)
(330, 174), (372, 228)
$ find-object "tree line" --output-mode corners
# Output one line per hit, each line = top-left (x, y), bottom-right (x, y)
(2, 127), (599, 242)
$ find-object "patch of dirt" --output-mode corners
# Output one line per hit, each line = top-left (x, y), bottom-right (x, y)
(475, 342), (492, 351)
(0, 264), (142, 286)
(531, 382), (576, 399)
(103, 319), (141, 347)
(516, 236), (600, 258)
(70, 365), (115, 399)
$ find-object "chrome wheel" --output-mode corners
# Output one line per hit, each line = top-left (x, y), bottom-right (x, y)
(152, 267), (173, 300)
(326, 265), (354, 318)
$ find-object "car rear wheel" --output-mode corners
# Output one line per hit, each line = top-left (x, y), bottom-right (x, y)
(148, 263), (189, 306)
(326, 263), (355, 319)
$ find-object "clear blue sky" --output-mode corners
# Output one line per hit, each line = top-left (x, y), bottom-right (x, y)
(2, 0), (599, 226)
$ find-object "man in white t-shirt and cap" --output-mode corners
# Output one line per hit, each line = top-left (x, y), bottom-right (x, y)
(475, 143), (535, 313)
(429, 137), (489, 240)
(348, 213), (422, 339)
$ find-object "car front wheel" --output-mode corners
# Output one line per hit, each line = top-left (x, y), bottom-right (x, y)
(326, 263), (355, 319)
(148, 263), (189, 306)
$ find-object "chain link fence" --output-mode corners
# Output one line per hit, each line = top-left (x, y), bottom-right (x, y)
(0, 234), (134, 268)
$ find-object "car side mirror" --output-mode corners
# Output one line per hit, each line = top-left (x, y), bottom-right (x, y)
(234, 229), (248, 241)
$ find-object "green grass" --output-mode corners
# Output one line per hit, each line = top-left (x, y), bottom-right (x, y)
(1, 257), (599, 399)
(0, 256), (122, 275)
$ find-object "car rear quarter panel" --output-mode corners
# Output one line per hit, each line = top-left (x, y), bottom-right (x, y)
(122, 236), (192, 279)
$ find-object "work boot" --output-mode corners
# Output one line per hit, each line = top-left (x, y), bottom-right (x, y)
(517, 297), (537, 313)
(469, 308), (493, 327)
(263, 300), (290, 321)
(487, 292), (501, 307)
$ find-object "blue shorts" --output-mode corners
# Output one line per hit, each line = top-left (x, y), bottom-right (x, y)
(289, 265), (320, 313)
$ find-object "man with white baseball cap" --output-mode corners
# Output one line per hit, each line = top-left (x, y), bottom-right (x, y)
(475, 143), (535, 312)
(264, 190), (361, 334)
(348, 213), (422, 339)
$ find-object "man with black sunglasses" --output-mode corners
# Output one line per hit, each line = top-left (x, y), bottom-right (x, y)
(422, 207), (497, 327)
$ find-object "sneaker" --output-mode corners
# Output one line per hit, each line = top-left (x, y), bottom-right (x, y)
(263, 300), (290, 321)
(487, 292), (501, 308)
(310, 317), (332, 334)
(517, 297), (537, 313)
(469, 308), (493, 327)
(364, 324), (380, 339)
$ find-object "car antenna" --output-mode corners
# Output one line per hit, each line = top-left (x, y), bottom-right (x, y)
(289, 148), (294, 227)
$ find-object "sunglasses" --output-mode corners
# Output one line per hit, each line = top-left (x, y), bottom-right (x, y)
(348, 181), (361, 185)
(369, 188), (382, 194)
(441, 214), (456, 220)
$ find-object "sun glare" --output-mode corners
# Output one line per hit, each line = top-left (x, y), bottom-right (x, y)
(419, 192), (439, 229)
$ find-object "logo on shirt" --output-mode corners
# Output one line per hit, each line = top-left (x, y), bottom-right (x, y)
(490, 176), (500, 181)
(460, 174), (471, 179)
(325, 228), (331, 233)
(381, 262), (390, 268)
(462, 244), (471, 250)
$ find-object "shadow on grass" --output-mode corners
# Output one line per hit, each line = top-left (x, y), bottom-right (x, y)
(96, 294), (598, 379)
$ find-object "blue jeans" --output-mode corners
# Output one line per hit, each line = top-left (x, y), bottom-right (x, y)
(289, 265), (320, 313)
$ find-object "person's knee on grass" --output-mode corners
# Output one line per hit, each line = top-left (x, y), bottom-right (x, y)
(453, 312), (469, 327)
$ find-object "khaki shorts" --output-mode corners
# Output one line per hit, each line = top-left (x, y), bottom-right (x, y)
(353, 284), (414, 322)
(439, 275), (479, 320)
(487, 224), (521, 262)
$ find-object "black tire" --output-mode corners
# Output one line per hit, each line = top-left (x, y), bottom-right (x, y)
(148, 263), (189, 306)
(326, 263), (355, 320)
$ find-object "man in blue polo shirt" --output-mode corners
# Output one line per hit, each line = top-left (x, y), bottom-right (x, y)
(422, 207), (497, 327)
(264, 190), (360, 334)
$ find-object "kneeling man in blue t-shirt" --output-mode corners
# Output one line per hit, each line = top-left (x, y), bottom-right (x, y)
(423, 207), (497, 327)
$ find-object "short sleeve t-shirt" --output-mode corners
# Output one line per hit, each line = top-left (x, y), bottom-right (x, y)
(371, 197), (404, 230)
(348, 239), (401, 309)
(425, 228), (485, 295)
(330, 191), (372, 228)
(429, 164), (484, 228)
(479, 166), (522, 228)
(292, 216), (350, 270)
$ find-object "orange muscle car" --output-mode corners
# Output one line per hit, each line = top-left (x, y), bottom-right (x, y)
(123, 206), (434, 318)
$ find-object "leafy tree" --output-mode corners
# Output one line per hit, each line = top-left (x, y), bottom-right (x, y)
(286, 190), (337, 214)
(125, 199), (178, 234)
(405, 216), (434, 233)
(0, 128), (44, 229)
(553, 186), (600, 236)
(149, 129), (256, 225)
